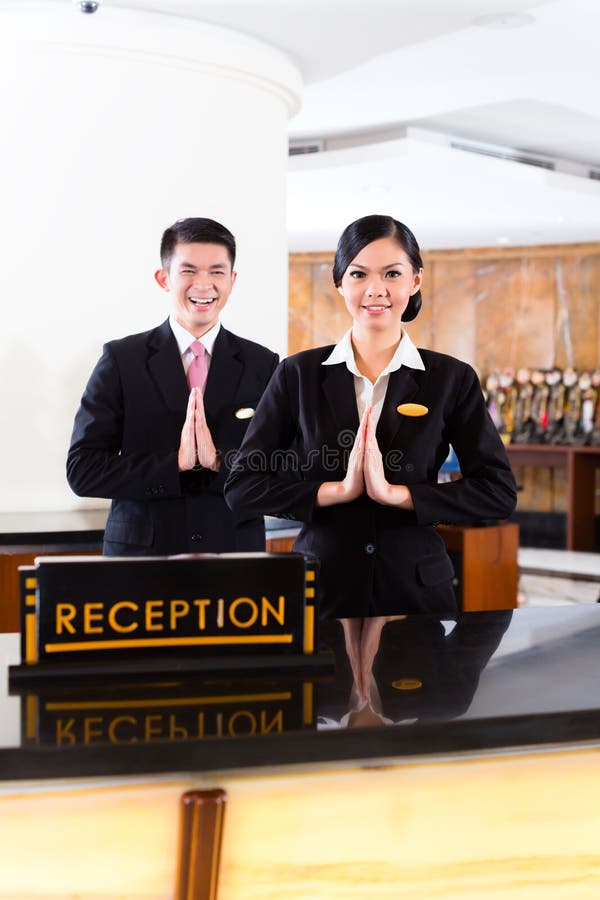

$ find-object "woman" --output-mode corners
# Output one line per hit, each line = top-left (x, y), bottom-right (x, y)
(225, 215), (517, 617)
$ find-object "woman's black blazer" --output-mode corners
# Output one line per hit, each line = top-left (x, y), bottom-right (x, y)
(225, 345), (517, 617)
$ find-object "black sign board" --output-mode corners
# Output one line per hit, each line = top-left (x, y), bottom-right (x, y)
(12, 553), (329, 679)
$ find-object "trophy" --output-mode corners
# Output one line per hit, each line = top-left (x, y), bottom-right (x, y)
(485, 371), (506, 434)
(545, 367), (565, 444)
(498, 368), (517, 443)
(562, 367), (581, 445)
(530, 369), (549, 443)
(512, 367), (534, 444)
(582, 369), (600, 446)
(573, 371), (593, 444)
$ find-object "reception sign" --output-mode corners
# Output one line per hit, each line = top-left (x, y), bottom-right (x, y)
(13, 553), (323, 678)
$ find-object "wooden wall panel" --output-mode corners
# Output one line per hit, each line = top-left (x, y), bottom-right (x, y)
(557, 253), (600, 371)
(474, 258), (523, 375)
(311, 261), (348, 347)
(290, 243), (600, 373)
(424, 258), (477, 364)
(596, 256), (600, 370)
(287, 262), (313, 354)
(510, 257), (556, 371)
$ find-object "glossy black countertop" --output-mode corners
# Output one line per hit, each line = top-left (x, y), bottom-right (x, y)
(1, 604), (599, 782)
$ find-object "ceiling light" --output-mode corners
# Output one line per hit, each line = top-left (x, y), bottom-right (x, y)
(472, 12), (535, 29)
(73, 0), (99, 13)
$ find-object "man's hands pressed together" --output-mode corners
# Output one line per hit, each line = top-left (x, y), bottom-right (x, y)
(178, 388), (220, 472)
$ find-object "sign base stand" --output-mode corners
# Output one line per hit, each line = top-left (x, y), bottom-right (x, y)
(9, 649), (335, 688)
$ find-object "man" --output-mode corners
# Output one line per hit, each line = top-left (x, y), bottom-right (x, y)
(67, 218), (279, 555)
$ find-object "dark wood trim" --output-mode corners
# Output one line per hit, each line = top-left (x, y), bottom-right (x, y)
(176, 789), (227, 900)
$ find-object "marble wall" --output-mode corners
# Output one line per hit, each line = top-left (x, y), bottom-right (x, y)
(289, 243), (600, 513)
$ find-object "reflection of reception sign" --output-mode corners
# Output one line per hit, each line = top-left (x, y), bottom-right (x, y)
(17, 676), (316, 748)
(11, 553), (328, 680)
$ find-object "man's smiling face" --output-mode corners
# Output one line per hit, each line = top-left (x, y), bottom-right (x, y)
(155, 241), (236, 338)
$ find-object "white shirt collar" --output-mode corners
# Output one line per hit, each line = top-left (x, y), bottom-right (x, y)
(322, 328), (425, 376)
(169, 315), (221, 357)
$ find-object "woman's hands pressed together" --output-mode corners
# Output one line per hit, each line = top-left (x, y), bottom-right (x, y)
(317, 406), (413, 509)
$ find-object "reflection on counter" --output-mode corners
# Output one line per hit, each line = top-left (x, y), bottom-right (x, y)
(319, 613), (512, 729)
(17, 675), (316, 749)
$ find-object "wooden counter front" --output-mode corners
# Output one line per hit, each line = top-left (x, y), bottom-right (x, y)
(1, 747), (599, 898)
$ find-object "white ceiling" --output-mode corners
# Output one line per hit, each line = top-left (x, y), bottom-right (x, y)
(56, 0), (600, 249)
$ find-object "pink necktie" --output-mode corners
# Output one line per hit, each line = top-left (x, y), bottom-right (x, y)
(187, 340), (208, 392)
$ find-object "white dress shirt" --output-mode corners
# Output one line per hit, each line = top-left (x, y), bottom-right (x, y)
(168, 315), (221, 378)
(322, 328), (425, 426)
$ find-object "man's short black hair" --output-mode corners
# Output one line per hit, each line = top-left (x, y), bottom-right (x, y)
(160, 218), (236, 270)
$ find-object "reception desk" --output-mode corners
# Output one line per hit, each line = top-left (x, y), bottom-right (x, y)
(0, 604), (599, 897)
(0, 513), (519, 631)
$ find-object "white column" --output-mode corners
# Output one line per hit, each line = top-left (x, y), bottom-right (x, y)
(0, 1), (301, 511)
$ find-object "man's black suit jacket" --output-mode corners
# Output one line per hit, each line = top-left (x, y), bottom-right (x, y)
(67, 320), (278, 556)
(225, 346), (517, 617)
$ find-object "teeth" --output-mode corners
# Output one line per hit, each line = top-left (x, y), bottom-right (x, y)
(190, 297), (216, 304)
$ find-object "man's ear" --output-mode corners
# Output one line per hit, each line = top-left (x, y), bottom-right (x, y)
(154, 268), (170, 291)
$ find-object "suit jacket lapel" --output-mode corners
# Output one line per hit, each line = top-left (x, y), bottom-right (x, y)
(203, 327), (244, 424)
(147, 319), (189, 416)
(377, 367), (422, 453)
(321, 363), (360, 435)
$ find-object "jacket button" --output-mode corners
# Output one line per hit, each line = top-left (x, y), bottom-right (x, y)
(365, 543), (376, 555)
(191, 533), (202, 542)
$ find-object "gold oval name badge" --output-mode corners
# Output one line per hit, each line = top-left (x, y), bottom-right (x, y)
(235, 407), (255, 420)
(391, 678), (423, 691)
(397, 403), (428, 417)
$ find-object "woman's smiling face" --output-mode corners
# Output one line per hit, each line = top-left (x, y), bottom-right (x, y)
(338, 237), (422, 332)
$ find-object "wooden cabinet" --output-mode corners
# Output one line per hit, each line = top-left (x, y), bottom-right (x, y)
(0, 546), (101, 632)
(439, 523), (519, 612)
(506, 445), (600, 552)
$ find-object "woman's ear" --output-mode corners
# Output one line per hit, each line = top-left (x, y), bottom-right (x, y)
(410, 267), (423, 296)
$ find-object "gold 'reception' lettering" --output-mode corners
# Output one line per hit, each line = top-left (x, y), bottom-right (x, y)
(229, 597), (258, 629)
(193, 599), (211, 629)
(53, 708), (285, 746)
(169, 599), (189, 630)
(261, 595), (285, 626)
(108, 716), (137, 744)
(108, 601), (138, 633)
(56, 604), (76, 635)
(145, 600), (164, 632)
(56, 718), (76, 745)
(52, 595), (288, 640)
(83, 602), (103, 635)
